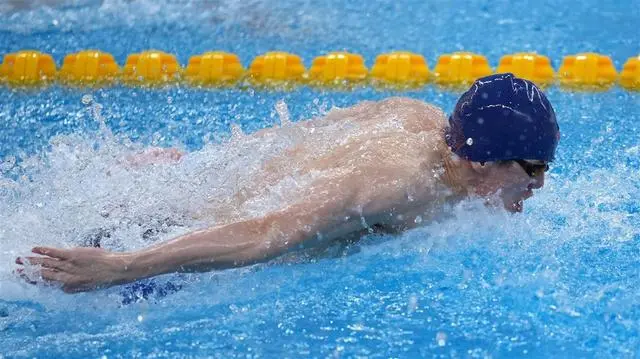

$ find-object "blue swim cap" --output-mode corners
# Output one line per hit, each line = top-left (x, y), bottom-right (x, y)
(445, 73), (560, 163)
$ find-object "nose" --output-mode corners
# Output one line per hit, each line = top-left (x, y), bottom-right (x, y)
(528, 173), (545, 189)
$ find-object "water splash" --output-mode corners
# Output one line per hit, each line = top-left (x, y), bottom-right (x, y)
(275, 99), (291, 127)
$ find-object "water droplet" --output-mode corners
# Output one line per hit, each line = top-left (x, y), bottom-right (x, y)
(408, 295), (418, 313)
(414, 215), (422, 224)
(230, 124), (244, 140)
(0, 155), (16, 171)
(466, 138), (474, 146)
(436, 331), (447, 346)
(137, 315), (144, 322)
(275, 100), (291, 126)
(477, 117), (484, 124)
(81, 94), (93, 105)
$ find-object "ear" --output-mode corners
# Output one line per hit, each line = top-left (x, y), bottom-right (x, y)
(469, 161), (492, 175)
(467, 161), (509, 195)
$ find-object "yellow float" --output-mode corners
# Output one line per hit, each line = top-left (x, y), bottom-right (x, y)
(0, 50), (56, 86)
(122, 50), (181, 85)
(59, 50), (119, 86)
(370, 51), (429, 87)
(497, 53), (554, 86)
(185, 51), (244, 86)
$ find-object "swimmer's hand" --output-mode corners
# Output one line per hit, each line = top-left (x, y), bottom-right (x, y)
(15, 247), (132, 293)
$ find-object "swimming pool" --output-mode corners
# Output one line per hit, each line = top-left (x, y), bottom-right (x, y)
(1, 0), (639, 357)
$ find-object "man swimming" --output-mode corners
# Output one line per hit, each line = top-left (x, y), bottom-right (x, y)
(15, 73), (560, 293)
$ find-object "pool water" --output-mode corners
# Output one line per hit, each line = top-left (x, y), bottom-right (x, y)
(1, 0), (639, 357)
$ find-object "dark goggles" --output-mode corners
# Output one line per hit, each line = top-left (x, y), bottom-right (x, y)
(515, 159), (549, 178)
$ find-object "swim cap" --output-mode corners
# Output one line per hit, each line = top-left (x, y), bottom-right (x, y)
(445, 73), (560, 163)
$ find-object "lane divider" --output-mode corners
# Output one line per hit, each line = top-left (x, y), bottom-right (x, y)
(0, 49), (638, 91)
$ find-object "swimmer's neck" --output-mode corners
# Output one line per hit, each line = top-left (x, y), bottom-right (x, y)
(440, 150), (476, 196)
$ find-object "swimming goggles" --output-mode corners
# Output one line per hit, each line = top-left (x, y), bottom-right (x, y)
(515, 159), (549, 178)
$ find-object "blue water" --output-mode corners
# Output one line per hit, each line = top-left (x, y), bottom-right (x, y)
(1, 0), (639, 358)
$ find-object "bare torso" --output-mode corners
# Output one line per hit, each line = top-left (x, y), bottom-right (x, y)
(206, 98), (458, 243)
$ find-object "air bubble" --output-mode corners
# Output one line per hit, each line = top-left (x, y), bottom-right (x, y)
(81, 94), (93, 105)
(408, 295), (418, 313)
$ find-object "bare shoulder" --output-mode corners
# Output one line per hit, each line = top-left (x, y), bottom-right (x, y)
(373, 97), (447, 133)
(256, 97), (447, 138)
(314, 97), (446, 134)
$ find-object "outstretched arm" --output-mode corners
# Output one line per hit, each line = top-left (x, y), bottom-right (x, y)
(17, 177), (361, 293)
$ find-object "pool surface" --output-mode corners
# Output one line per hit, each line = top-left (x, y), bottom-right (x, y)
(1, 0), (639, 357)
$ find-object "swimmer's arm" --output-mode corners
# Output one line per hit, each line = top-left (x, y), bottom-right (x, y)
(125, 168), (433, 283)
(19, 178), (364, 292)
(122, 161), (431, 282)
(19, 163), (420, 292)
(122, 196), (355, 280)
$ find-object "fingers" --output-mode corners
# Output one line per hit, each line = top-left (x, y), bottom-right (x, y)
(14, 267), (65, 286)
(21, 256), (66, 270)
(14, 268), (37, 285)
(31, 246), (69, 260)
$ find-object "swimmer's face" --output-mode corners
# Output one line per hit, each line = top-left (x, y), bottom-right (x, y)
(471, 160), (547, 213)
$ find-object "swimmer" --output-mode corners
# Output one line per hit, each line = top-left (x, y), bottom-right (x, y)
(15, 73), (560, 293)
